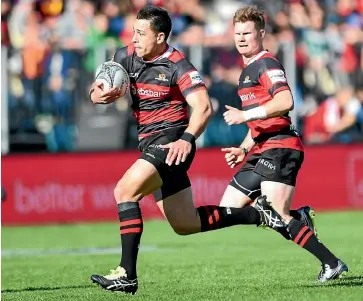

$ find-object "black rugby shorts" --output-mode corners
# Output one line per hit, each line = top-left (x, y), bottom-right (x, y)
(139, 127), (196, 201)
(230, 148), (304, 199)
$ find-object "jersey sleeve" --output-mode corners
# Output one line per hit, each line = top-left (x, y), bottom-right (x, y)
(175, 58), (207, 98)
(112, 44), (134, 70)
(258, 57), (290, 97)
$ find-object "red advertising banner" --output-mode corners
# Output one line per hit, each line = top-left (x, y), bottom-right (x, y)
(2, 144), (363, 225)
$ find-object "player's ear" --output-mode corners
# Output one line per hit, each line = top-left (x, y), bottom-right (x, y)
(260, 29), (266, 39)
(156, 32), (165, 44)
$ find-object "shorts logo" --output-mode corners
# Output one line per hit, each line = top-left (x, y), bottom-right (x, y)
(258, 158), (276, 170)
(155, 74), (168, 82)
(145, 153), (155, 159)
(189, 71), (203, 85)
(267, 69), (286, 84)
(149, 144), (166, 151)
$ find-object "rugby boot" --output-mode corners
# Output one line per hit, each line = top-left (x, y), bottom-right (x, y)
(317, 260), (348, 282)
(91, 266), (138, 294)
(297, 206), (318, 237)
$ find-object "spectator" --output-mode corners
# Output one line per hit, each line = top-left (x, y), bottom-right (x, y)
(2, 0), (363, 153)
(304, 86), (362, 144)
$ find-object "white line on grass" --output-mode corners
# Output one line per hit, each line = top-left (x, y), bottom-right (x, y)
(2, 246), (168, 257)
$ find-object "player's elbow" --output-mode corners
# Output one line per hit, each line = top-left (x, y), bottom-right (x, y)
(202, 100), (214, 121)
(194, 100), (213, 123)
(274, 90), (294, 112)
(282, 94), (294, 112)
(206, 105), (214, 122)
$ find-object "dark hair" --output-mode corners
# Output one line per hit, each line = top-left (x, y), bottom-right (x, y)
(137, 5), (172, 40)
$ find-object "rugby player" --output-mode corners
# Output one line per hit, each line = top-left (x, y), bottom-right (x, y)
(89, 5), (324, 294)
(222, 5), (348, 282)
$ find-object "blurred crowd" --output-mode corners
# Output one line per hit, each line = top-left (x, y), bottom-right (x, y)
(1, 0), (363, 153)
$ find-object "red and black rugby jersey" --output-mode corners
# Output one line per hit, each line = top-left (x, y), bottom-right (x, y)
(238, 50), (303, 153)
(113, 44), (207, 139)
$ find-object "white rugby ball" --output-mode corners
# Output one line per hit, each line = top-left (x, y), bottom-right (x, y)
(95, 61), (130, 97)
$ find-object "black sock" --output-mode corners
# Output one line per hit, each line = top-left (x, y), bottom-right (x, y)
(118, 202), (143, 279)
(275, 209), (301, 240)
(197, 205), (261, 232)
(288, 218), (338, 267)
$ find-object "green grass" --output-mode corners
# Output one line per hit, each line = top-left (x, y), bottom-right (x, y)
(2, 211), (363, 301)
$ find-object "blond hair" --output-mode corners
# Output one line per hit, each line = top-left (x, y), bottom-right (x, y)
(233, 6), (266, 30)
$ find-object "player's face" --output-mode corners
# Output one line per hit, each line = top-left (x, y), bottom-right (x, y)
(234, 21), (265, 57)
(132, 19), (165, 60)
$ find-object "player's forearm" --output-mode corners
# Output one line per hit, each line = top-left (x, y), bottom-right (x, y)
(239, 129), (255, 151)
(185, 104), (213, 139)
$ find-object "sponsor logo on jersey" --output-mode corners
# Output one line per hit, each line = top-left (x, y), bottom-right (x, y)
(267, 69), (286, 84)
(131, 86), (168, 97)
(129, 72), (139, 78)
(240, 92), (256, 101)
(155, 74), (168, 82)
(189, 71), (203, 85)
(243, 76), (251, 83)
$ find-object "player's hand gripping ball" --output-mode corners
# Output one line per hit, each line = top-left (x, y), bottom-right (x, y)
(93, 61), (130, 104)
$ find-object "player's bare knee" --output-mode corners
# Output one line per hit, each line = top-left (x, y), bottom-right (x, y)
(114, 178), (140, 203)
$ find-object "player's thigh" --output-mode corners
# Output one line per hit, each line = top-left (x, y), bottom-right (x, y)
(156, 186), (200, 235)
(115, 159), (163, 202)
(260, 180), (295, 218)
(219, 185), (253, 208)
(223, 155), (263, 207)
(254, 148), (304, 217)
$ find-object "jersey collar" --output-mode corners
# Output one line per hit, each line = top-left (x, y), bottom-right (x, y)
(246, 50), (268, 66)
(143, 45), (174, 63)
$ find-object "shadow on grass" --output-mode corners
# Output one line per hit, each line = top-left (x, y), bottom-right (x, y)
(302, 276), (363, 288)
(2, 284), (93, 293)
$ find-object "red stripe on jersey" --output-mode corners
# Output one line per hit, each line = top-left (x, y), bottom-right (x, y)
(177, 71), (205, 94)
(253, 137), (304, 153)
(168, 49), (186, 63)
(248, 117), (292, 138)
(138, 106), (188, 125)
(127, 44), (135, 55)
(169, 86), (184, 105)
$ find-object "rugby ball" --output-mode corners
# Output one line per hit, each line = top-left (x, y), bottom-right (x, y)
(95, 61), (130, 97)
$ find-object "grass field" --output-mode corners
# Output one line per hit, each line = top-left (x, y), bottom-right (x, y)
(2, 211), (363, 301)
